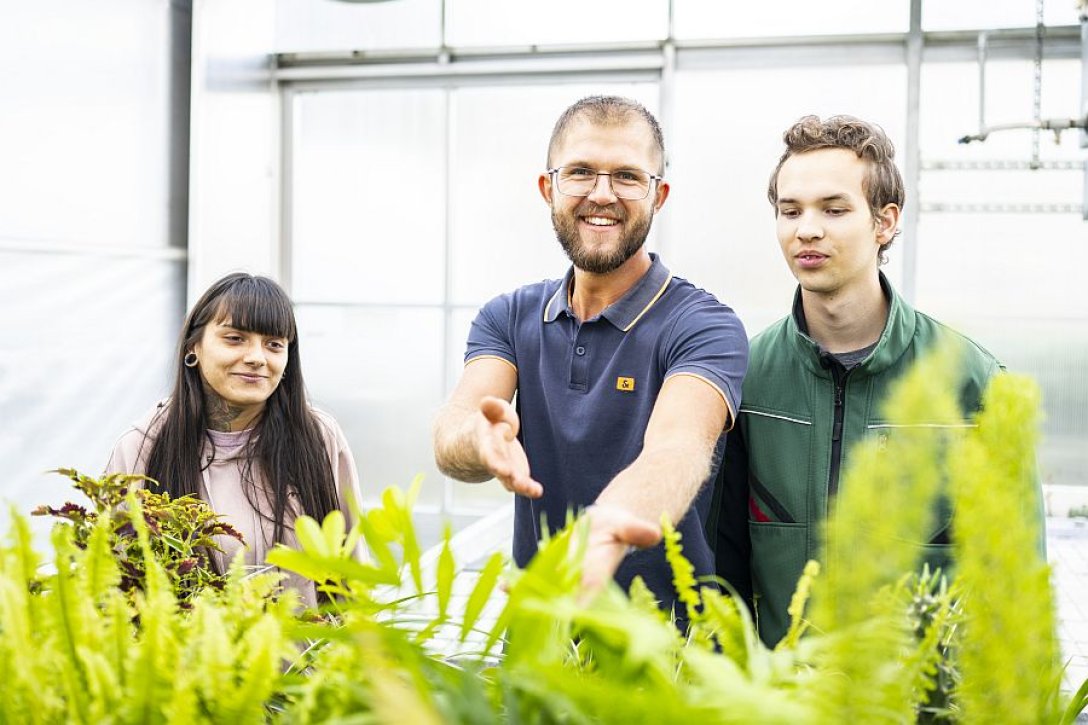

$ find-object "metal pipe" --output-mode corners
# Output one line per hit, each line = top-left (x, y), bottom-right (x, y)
(1081, 2), (1087, 149)
(1081, 2), (1087, 218)
(958, 116), (1088, 144)
(978, 31), (988, 139)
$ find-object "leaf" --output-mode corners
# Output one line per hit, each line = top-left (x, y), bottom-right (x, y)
(294, 515), (331, 559)
(460, 552), (504, 642)
(266, 546), (400, 588)
(402, 477), (424, 594)
(321, 509), (347, 555)
(436, 524), (455, 620)
(357, 514), (400, 580)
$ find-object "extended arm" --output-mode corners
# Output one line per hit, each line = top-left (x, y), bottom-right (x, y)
(432, 357), (542, 498)
(581, 374), (730, 593)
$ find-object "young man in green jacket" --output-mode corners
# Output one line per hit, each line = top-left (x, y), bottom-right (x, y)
(712, 115), (1034, 647)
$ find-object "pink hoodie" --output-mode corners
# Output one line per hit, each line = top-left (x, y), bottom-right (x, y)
(105, 401), (364, 608)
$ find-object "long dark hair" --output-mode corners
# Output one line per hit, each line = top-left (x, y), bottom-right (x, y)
(145, 273), (339, 547)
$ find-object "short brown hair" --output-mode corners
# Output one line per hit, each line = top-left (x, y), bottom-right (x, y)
(768, 115), (904, 257)
(546, 95), (666, 175)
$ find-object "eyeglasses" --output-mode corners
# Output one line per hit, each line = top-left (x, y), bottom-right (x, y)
(547, 166), (662, 201)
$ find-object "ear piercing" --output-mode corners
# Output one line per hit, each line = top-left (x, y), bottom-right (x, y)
(184, 352), (199, 368)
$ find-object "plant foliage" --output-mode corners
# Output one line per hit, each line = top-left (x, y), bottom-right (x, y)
(1, 349), (1085, 722)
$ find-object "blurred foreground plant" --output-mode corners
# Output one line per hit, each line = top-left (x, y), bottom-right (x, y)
(2, 348), (1086, 722)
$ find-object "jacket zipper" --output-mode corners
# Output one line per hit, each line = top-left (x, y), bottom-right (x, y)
(828, 362), (850, 498)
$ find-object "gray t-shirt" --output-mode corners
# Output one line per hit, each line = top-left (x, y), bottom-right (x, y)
(830, 341), (877, 370)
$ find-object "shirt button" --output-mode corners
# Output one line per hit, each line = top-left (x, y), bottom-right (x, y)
(575, 346), (586, 356)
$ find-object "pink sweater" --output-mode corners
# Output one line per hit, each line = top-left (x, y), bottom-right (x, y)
(105, 401), (363, 608)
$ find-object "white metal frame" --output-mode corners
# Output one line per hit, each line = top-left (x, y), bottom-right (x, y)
(270, 0), (1086, 518)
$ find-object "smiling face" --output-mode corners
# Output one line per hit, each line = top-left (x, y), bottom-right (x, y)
(190, 319), (288, 426)
(540, 116), (669, 275)
(774, 147), (898, 299)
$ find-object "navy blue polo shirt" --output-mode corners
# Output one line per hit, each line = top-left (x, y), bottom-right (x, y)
(465, 254), (748, 614)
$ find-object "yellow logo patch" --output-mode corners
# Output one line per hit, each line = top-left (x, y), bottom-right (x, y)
(616, 377), (635, 392)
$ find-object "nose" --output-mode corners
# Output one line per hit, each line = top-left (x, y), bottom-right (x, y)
(242, 341), (267, 367)
(585, 172), (618, 205)
(796, 211), (823, 241)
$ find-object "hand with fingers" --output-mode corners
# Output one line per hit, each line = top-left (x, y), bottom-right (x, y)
(578, 503), (662, 602)
(476, 396), (543, 499)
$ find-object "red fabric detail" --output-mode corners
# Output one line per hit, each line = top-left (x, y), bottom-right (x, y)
(749, 494), (771, 523)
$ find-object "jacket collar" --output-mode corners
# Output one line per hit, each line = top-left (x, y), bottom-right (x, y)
(544, 253), (673, 332)
(787, 271), (917, 376)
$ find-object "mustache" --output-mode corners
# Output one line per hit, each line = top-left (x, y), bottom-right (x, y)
(574, 201), (626, 220)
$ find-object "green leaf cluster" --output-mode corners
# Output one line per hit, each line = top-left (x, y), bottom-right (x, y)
(33, 469), (244, 605)
(2, 347), (1087, 723)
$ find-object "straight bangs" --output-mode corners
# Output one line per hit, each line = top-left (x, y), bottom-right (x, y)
(211, 277), (296, 342)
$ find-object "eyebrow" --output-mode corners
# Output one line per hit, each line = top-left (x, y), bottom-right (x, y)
(558, 161), (647, 172)
(777, 193), (852, 206)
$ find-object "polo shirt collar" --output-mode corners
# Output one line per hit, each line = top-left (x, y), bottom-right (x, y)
(543, 253), (673, 333)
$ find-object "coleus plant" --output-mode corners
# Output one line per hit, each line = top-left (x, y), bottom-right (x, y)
(32, 469), (243, 605)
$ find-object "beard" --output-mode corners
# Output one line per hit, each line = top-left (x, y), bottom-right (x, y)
(552, 201), (653, 275)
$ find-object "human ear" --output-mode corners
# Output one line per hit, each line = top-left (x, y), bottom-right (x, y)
(538, 173), (554, 204)
(875, 203), (901, 243)
(652, 180), (670, 212)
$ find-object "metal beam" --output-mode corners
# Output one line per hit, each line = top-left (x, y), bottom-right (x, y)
(273, 26), (1084, 83)
(920, 202), (1084, 214)
(901, 0), (923, 304)
(0, 239), (188, 261)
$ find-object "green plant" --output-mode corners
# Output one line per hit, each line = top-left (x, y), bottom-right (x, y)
(32, 469), (243, 605)
(905, 566), (961, 723)
(2, 348), (1086, 723)
(950, 372), (1063, 722)
(1, 488), (293, 723)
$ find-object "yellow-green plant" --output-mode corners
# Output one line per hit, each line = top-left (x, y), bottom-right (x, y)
(3, 347), (1086, 723)
(949, 372), (1063, 722)
(0, 488), (294, 724)
(798, 343), (966, 721)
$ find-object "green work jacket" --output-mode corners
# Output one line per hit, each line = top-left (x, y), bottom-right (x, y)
(712, 273), (1009, 647)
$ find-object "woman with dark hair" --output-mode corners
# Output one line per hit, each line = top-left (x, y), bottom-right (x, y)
(106, 272), (362, 607)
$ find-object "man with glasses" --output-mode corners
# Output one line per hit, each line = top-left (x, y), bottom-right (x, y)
(433, 96), (748, 621)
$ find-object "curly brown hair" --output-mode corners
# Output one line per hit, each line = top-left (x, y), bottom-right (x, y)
(767, 115), (904, 259)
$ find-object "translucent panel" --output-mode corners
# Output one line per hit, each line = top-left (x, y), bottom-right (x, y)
(291, 89), (447, 305)
(0, 1), (170, 247)
(276, 0), (441, 52)
(926, 316), (1088, 489)
(916, 55), (1087, 488)
(295, 305), (447, 507)
(916, 59), (1085, 314)
(189, 0), (279, 289)
(447, 306), (511, 512)
(446, 306), (479, 393)
(665, 63), (908, 337)
(0, 253), (183, 539)
(448, 82), (660, 307)
(919, 60), (1084, 163)
(923, 2), (1082, 31)
(914, 214), (1087, 319)
(447, 0), (667, 47)
(921, 168), (1083, 208)
(672, 0), (908, 39)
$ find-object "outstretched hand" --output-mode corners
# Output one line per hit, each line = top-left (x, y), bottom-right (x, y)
(578, 503), (662, 601)
(477, 396), (543, 499)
